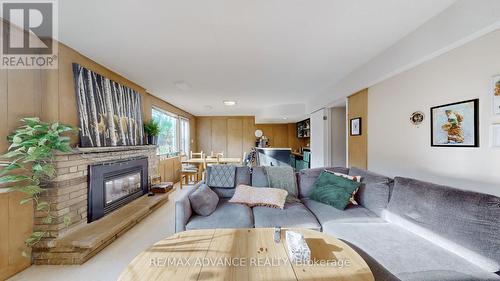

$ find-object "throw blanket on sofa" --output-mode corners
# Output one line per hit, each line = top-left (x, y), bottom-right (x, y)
(208, 165), (236, 188)
(264, 166), (300, 203)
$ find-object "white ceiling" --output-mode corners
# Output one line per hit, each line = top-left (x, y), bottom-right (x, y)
(59, 0), (455, 121)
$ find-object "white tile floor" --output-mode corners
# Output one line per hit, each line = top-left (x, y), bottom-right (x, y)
(9, 184), (192, 281)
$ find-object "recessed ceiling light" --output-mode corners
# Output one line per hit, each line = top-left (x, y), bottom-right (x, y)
(283, 117), (288, 120)
(173, 81), (191, 91)
(223, 100), (237, 106)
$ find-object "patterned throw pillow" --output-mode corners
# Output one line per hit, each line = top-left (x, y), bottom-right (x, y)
(308, 171), (362, 210)
(208, 165), (236, 188)
(325, 170), (361, 205)
(229, 184), (288, 209)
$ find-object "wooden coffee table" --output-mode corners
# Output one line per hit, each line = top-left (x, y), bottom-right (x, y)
(118, 228), (374, 281)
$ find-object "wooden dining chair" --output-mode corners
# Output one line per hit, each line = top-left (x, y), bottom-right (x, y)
(207, 151), (224, 159)
(205, 153), (222, 164)
(179, 153), (196, 189)
(201, 153), (222, 181)
(192, 151), (208, 181)
(190, 151), (204, 159)
(181, 152), (205, 188)
(180, 168), (198, 189)
(180, 153), (196, 169)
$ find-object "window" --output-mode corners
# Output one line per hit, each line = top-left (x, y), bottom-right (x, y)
(180, 117), (190, 155)
(151, 107), (190, 157)
(152, 108), (178, 156)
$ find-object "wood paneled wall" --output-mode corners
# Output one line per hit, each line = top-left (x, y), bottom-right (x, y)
(0, 67), (37, 278)
(0, 191), (33, 281)
(255, 124), (288, 148)
(1, 20), (197, 157)
(196, 117), (308, 157)
(0, 24), (48, 278)
(158, 157), (181, 183)
(56, 43), (197, 146)
(256, 123), (309, 151)
(197, 117), (255, 158)
(0, 20), (195, 278)
(0, 21), (41, 279)
(347, 89), (368, 169)
(58, 45), (194, 184)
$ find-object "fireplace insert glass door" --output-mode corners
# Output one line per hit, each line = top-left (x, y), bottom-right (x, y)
(104, 172), (142, 205)
(88, 157), (148, 222)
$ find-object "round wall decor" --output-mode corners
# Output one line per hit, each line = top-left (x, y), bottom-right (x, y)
(410, 111), (425, 125)
(255, 129), (263, 138)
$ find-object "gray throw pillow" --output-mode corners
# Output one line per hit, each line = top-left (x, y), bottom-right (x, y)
(189, 184), (219, 216)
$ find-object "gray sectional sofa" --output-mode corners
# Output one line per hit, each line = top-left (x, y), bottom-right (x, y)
(175, 166), (500, 281)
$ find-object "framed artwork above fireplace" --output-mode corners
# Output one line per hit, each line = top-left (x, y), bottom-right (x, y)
(73, 63), (145, 147)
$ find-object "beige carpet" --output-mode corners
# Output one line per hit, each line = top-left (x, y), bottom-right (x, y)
(9, 183), (194, 281)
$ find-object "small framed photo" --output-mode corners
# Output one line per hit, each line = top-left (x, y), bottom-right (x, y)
(493, 75), (500, 115)
(431, 99), (479, 147)
(491, 124), (500, 148)
(350, 117), (362, 136)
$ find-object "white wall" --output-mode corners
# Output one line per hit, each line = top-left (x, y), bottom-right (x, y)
(310, 109), (330, 168)
(330, 107), (346, 167)
(309, 0), (500, 113)
(368, 29), (500, 196)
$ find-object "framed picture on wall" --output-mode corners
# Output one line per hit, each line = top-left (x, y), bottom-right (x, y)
(491, 124), (500, 148)
(350, 117), (362, 136)
(73, 63), (145, 147)
(493, 75), (500, 115)
(430, 99), (479, 147)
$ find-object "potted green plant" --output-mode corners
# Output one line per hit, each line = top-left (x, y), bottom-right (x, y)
(144, 120), (160, 145)
(0, 117), (76, 250)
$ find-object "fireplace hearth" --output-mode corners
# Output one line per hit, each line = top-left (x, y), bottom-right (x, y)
(32, 145), (160, 265)
(88, 157), (148, 222)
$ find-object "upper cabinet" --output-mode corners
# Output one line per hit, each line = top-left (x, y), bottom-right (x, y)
(296, 118), (310, 138)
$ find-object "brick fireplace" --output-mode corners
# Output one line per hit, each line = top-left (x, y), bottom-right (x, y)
(32, 145), (163, 265)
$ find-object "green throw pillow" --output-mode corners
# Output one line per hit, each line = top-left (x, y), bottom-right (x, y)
(308, 171), (362, 210)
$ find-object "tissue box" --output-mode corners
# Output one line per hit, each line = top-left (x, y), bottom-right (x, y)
(285, 231), (311, 263)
